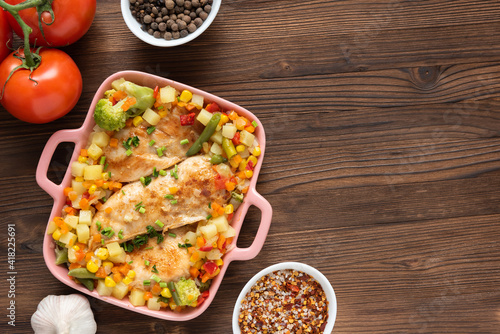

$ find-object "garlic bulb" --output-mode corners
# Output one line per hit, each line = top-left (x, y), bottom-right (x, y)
(31, 294), (97, 334)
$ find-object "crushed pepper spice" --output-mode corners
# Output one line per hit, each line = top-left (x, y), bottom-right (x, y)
(239, 269), (329, 334)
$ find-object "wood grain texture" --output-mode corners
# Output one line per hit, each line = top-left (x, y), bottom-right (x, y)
(1, 0), (500, 333)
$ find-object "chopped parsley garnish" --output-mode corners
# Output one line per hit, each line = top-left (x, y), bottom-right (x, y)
(101, 196), (107, 203)
(206, 214), (212, 220)
(144, 246), (153, 250)
(252, 120), (258, 128)
(140, 176), (152, 186)
(151, 274), (161, 282)
(122, 190), (125, 195)
(149, 139), (156, 146)
(170, 200), (178, 205)
(152, 167), (159, 178)
(151, 265), (159, 274)
(96, 221), (102, 231)
(100, 156), (106, 165)
(139, 207), (146, 214)
(168, 232), (177, 238)
(147, 126), (156, 135)
(178, 242), (192, 249)
(155, 219), (164, 228)
(121, 225), (164, 252)
(164, 194), (175, 199)
(170, 164), (178, 179)
(101, 227), (115, 238)
(144, 260), (150, 266)
(143, 280), (150, 286)
(180, 139), (189, 145)
(118, 229), (124, 239)
(125, 149), (133, 156)
(159, 169), (167, 176)
(157, 147), (165, 157)
(104, 163), (109, 171)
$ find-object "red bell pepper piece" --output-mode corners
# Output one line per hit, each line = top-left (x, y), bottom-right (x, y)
(202, 261), (218, 275)
(214, 174), (227, 190)
(205, 102), (220, 113)
(231, 132), (240, 145)
(199, 245), (213, 252)
(180, 112), (196, 126)
(246, 160), (255, 171)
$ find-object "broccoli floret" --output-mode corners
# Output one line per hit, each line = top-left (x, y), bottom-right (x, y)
(116, 80), (155, 116)
(174, 278), (200, 306)
(93, 98), (127, 131)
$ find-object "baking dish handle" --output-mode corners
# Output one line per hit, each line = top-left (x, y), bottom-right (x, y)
(228, 188), (272, 262)
(36, 129), (83, 200)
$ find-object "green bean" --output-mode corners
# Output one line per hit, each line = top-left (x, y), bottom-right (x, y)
(210, 154), (227, 165)
(222, 137), (237, 159)
(186, 113), (221, 156)
(79, 278), (95, 291)
(55, 247), (68, 265)
(67, 268), (98, 279)
(168, 281), (182, 306)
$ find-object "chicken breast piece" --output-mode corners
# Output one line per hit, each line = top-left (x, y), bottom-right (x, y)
(126, 225), (194, 289)
(102, 106), (199, 183)
(89, 156), (230, 250)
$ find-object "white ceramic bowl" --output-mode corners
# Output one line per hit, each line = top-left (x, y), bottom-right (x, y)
(232, 262), (337, 333)
(121, 0), (221, 47)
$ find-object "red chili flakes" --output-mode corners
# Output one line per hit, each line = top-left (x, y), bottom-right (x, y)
(238, 269), (329, 334)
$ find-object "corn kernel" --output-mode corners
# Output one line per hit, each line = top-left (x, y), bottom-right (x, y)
(75, 176), (84, 182)
(239, 159), (247, 171)
(95, 248), (109, 260)
(235, 117), (247, 130)
(161, 288), (172, 298)
(219, 114), (229, 126)
(78, 156), (88, 163)
(236, 145), (245, 153)
(52, 228), (62, 241)
(72, 245), (80, 251)
(126, 270), (136, 279)
(252, 146), (261, 157)
(244, 170), (253, 178)
(179, 90), (193, 102)
(247, 156), (258, 166)
(169, 187), (178, 195)
(105, 276), (116, 287)
(102, 172), (110, 181)
(102, 182), (109, 190)
(159, 110), (168, 118)
(86, 260), (99, 273)
(215, 259), (224, 266)
(122, 277), (133, 285)
(224, 204), (234, 214)
(88, 184), (97, 195)
(103, 261), (114, 269)
(194, 260), (204, 269)
(133, 116), (143, 127)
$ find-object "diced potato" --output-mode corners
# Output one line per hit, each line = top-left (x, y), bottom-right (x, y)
(111, 78), (126, 91)
(59, 232), (77, 248)
(210, 131), (223, 145)
(191, 93), (204, 108)
(196, 109), (212, 126)
(84, 165), (103, 181)
(71, 161), (87, 177)
(129, 289), (146, 306)
(184, 231), (197, 246)
(67, 247), (77, 263)
(64, 215), (79, 229)
(206, 248), (222, 261)
(160, 86), (177, 103)
(240, 130), (255, 147)
(76, 224), (90, 243)
(147, 296), (162, 311)
(143, 108), (161, 125)
(215, 163), (232, 179)
(211, 215), (229, 233)
(96, 279), (113, 297)
(87, 143), (103, 161)
(210, 142), (223, 155)
(72, 180), (86, 195)
(222, 123), (237, 139)
(92, 132), (110, 148)
(108, 251), (126, 264)
(46, 220), (58, 234)
(222, 225), (236, 238)
(106, 242), (123, 258)
(79, 210), (92, 226)
(200, 224), (218, 240)
(112, 282), (129, 300)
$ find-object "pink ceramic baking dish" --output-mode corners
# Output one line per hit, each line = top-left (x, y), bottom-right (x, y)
(36, 70), (272, 321)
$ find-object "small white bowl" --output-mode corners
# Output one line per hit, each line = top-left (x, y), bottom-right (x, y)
(121, 0), (221, 47)
(232, 262), (337, 333)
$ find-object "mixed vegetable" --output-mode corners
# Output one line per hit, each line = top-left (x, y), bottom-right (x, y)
(48, 79), (261, 312)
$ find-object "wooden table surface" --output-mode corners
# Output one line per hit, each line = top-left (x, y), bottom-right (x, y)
(2, 0), (500, 333)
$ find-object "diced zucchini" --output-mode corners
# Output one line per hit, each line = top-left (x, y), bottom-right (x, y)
(196, 109), (212, 126)
(76, 224), (90, 243)
(147, 297), (162, 311)
(129, 289), (146, 306)
(96, 279), (113, 297)
(71, 161), (87, 177)
(239, 130), (255, 147)
(191, 94), (204, 108)
(79, 210), (92, 226)
(222, 123), (237, 139)
(87, 143), (103, 161)
(143, 108), (161, 125)
(211, 215), (229, 233)
(210, 131), (223, 145)
(112, 281), (129, 300)
(160, 86), (177, 103)
(64, 215), (79, 229)
(92, 132), (110, 148)
(200, 224), (218, 240)
(84, 165), (103, 181)
(106, 242), (123, 258)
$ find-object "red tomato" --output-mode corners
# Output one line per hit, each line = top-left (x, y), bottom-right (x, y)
(5, 0), (96, 47)
(0, 9), (13, 62)
(0, 48), (82, 123)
